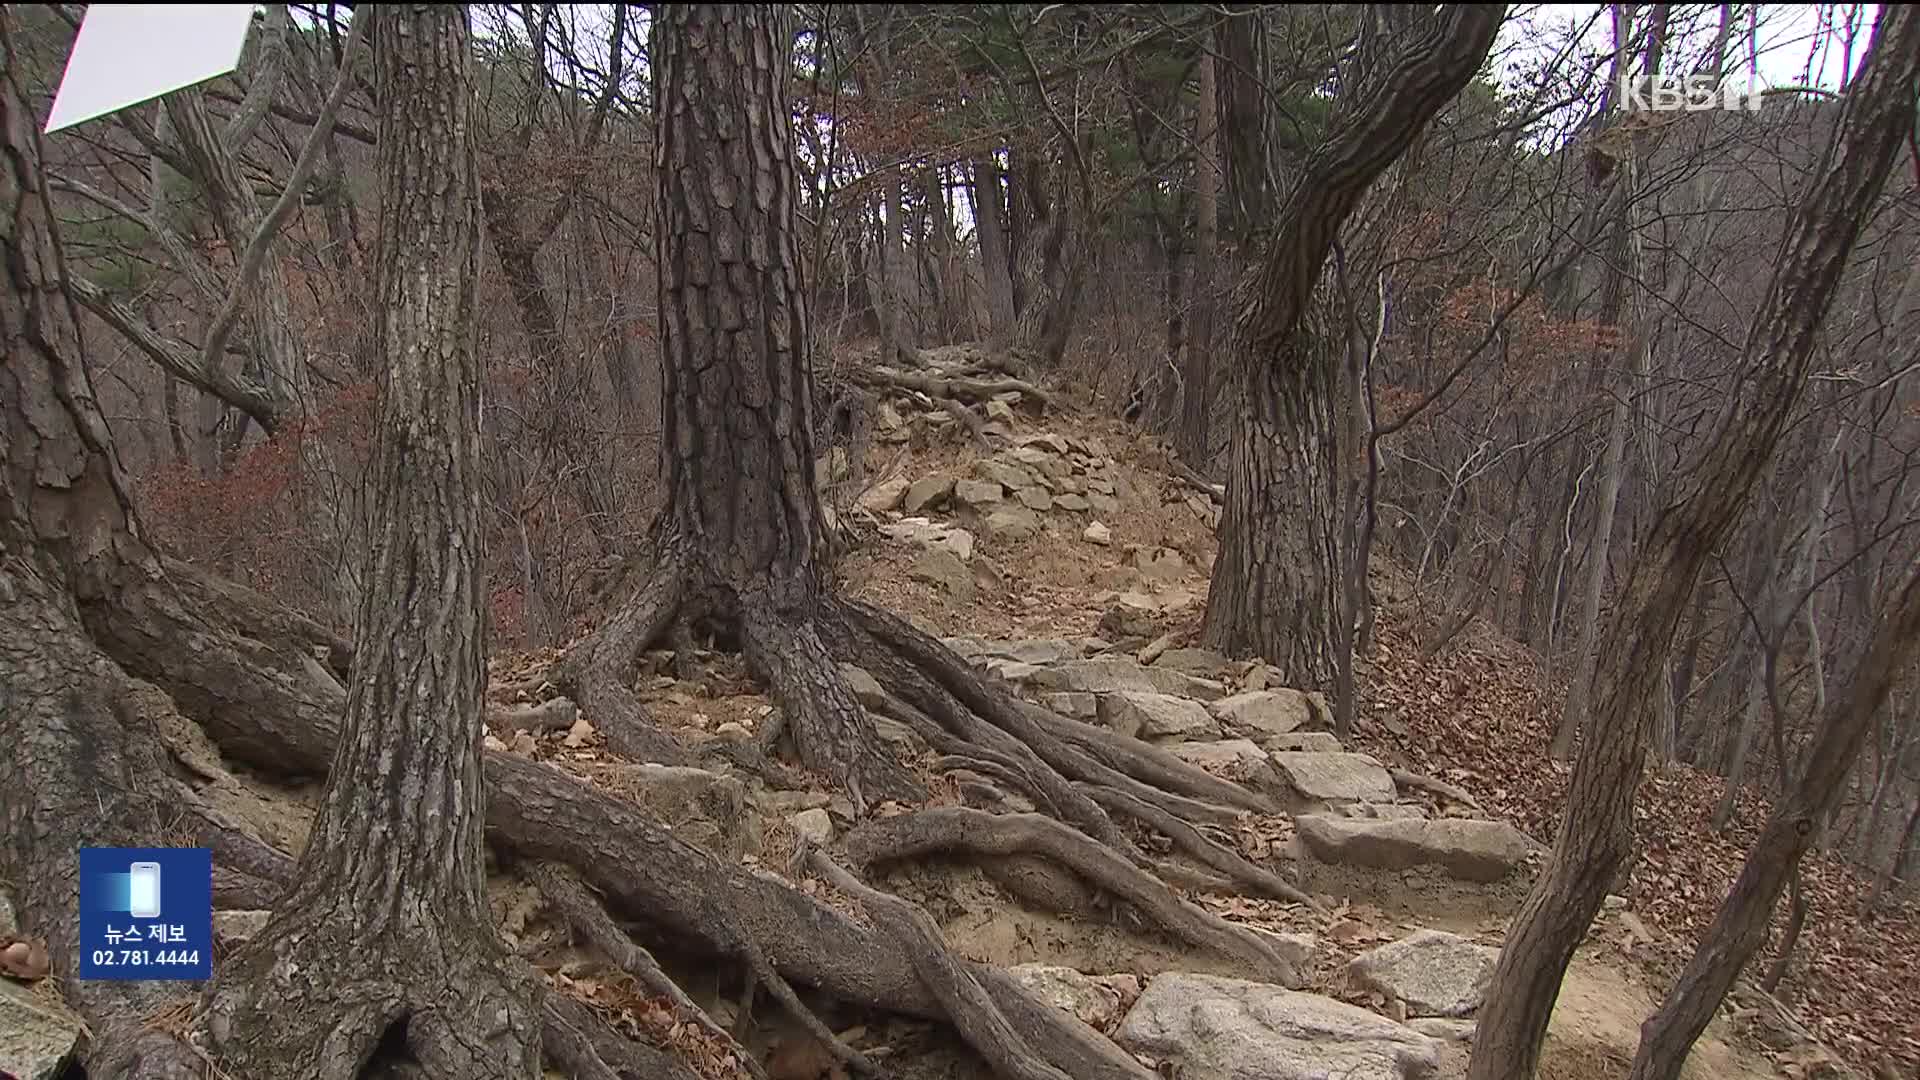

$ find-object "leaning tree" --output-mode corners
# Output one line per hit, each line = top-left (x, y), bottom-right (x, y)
(198, 7), (541, 1078)
(1198, 4), (1505, 685)
(1468, 7), (1920, 1079)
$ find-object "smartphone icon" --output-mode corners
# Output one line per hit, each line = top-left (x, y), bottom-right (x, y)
(127, 862), (162, 919)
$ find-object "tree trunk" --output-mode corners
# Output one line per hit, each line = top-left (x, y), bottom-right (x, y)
(1630, 559), (1920, 1080)
(1469, 10), (1920, 1076)
(1179, 47), (1220, 465)
(1201, 5), (1505, 681)
(970, 153), (1017, 349)
(648, 4), (918, 803)
(201, 9), (540, 1078)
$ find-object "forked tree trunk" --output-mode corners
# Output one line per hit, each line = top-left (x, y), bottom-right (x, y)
(1200, 5), (1505, 683)
(201, 9), (540, 1078)
(1468, 10), (1920, 1077)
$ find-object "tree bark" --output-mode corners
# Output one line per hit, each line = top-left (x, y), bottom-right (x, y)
(201, 9), (540, 1077)
(1468, 10), (1920, 1077)
(1178, 46), (1220, 464)
(1200, 5), (1505, 682)
(970, 153), (1018, 349)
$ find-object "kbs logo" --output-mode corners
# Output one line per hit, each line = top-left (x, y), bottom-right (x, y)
(1619, 75), (1767, 113)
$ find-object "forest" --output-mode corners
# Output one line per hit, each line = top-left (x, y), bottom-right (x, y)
(1, 3), (1917, 1080)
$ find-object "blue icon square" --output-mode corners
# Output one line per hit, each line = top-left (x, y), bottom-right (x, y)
(79, 848), (212, 980)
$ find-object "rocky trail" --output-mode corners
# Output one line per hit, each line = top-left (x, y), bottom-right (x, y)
(0, 407), (1865, 1080)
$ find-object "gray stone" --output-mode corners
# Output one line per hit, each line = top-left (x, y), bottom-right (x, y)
(613, 764), (754, 858)
(1054, 492), (1091, 512)
(1088, 492), (1120, 515)
(757, 789), (831, 814)
(982, 505), (1042, 540)
(1044, 692), (1099, 719)
(1249, 928), (1322, 972)
(986, 399), (1016, 423)
(1167, 739), (1272, 779)
(1084, 521), (1113, 545)
(1021, 433), (1073, 454)
(954, 478), (1004, 509)
(1337, 802), (1429, 821)
(791, 808), (835, 845)
(879, 518), (974, 562)
(1098, 595), (1162, 639)
(1032, 659), (1227, 701)
(1100, 692), (1221, 741)
(1295, 816), (1540, 883)
(1155, 647), (1230, 678)
(1086, 476), (1115, 494)
(1209, 690), (1319, 741)
(839, 664), (888, 709)
(1407, 1018), (1476, 1043)
(1057, 474), (1087, 495)
(977, 638), (1081, 665)
(1115, 973), (1441, 1080)
(1011, 445), (1057, 469)
(983, 658), (1045, 683)
(1267, 731), (1345, 753)
(1130, 546), (1188, 585)
(910, 547), (976, 601)
(1347, 930), (1500, 1018)
(976, 458), (1038, 490)
(1013, 486), (1054, 511)
(1006, 964), (1128, 1031)
(941, 635), (989, 658)
(1270, 752), (1396, 805)
(903, 475), (954, 512)
(0, 979), (82, 1080)
(858, 476), (911, 512)
(213, 909), (272, 944)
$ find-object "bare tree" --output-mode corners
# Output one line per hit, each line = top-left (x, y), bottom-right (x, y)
(1469, 9), (1920, 1077)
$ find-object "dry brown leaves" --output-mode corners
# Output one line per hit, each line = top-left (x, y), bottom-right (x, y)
(547, 969), (748, 1080)
(1356, 610), (1919, 1074)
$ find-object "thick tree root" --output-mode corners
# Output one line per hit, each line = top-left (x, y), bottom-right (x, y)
(809, 848), (1074, 1080)
(1389, 767), (1483, 810)
(492, 698), (580, 732)
(849, 363), (1058, 411)
(1080, 785), (1321, 911)
(527, 863), (765, 1080)
(847, 808), (1303, 988)
(543, 994), (700, 1080)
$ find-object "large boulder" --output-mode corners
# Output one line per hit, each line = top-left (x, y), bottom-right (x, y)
(1031, 658), (1226, 701)
(1115, 973), (1441, 1080)
(0, 979), (83, 1080)
(1208, 690), (1320, 742)
(1295, 816), (1539, 883)
(1099, 692), (1221, 741)
(1347, 930), (1500, 1018)
(1269, 752), (1396, 805)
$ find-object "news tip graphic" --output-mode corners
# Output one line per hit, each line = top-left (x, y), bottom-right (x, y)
(79, 847), (212, 980)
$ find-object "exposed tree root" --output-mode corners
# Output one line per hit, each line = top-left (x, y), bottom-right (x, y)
(846, 808), (1302, 988)
(809, 848), (1074, 1080)
(1080, 785), (1321, 911)
(1389, 767), (1483, 810)
(492, 698), (580, 732)
(527, 863), (765, 1080)
(543, 995), (700, 1080)
(849, 363), (1058, 412)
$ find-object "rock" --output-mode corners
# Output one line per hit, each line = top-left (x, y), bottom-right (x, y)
(1021, 432), (1073, 454)
(879, 518), (974, 562)
(1086, 476), (1115, 494)
(858, 476), (911, 512)
(972, 558), (1008, 592)
(1115, 972), (1441, 1080)
(0, 978), (83, 1080)
(1088, 492), (1120, 515)
(1407, 1018), (1476, 1043)
(839, 664), (887, 709)
(1167, 739), (1273, 780)
(1154, 647), (1230, 678)
(756, 789), (831, 814)
(1337, 802), (1428, 821)
(903, 475), (954, 512)
(1058, 474), (1086, 495)
(1044, 692), (1098, 719)
(983, 658), (1044, 683)
(714, 721), (750, 740)
(1099, 692), (1221, 741)
(1269, 752), (1396, 805)
(1084, 520), (1113, 546)
(213, 909), (272, 944)
(1054, 492), (1091, 512)
(1006, 964), (1128, 1031)
(910, 547), (975, 601)
(953, 478), (1004, 509)
(1209, 690), (1319, 741)
(942, 635), (989, 658)
(510, 730), (537, 756)
(612, 764), (754, 858)
(1130, 546), (1188, 585)
(976, 459), (1037, 489)
(1032, 658), (1227, 701)
(563, 716), (596, 748)
(982, 504), (1042, 541)
(1249, 928), (1322, 972)
(986, 399), (1016, 423)
(1013, 486), (1054, 511)
(791, 808), (835, 845)
(877, 401), (904, 429)
(872, 715), (927, 755)
(976, 638), (1081, 665)
(1268, 731), (1345, 753)
(1347, 930), (1500, 1018)
(1098, 595), (1162, 639)
(1295, 816), (1539, 883)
